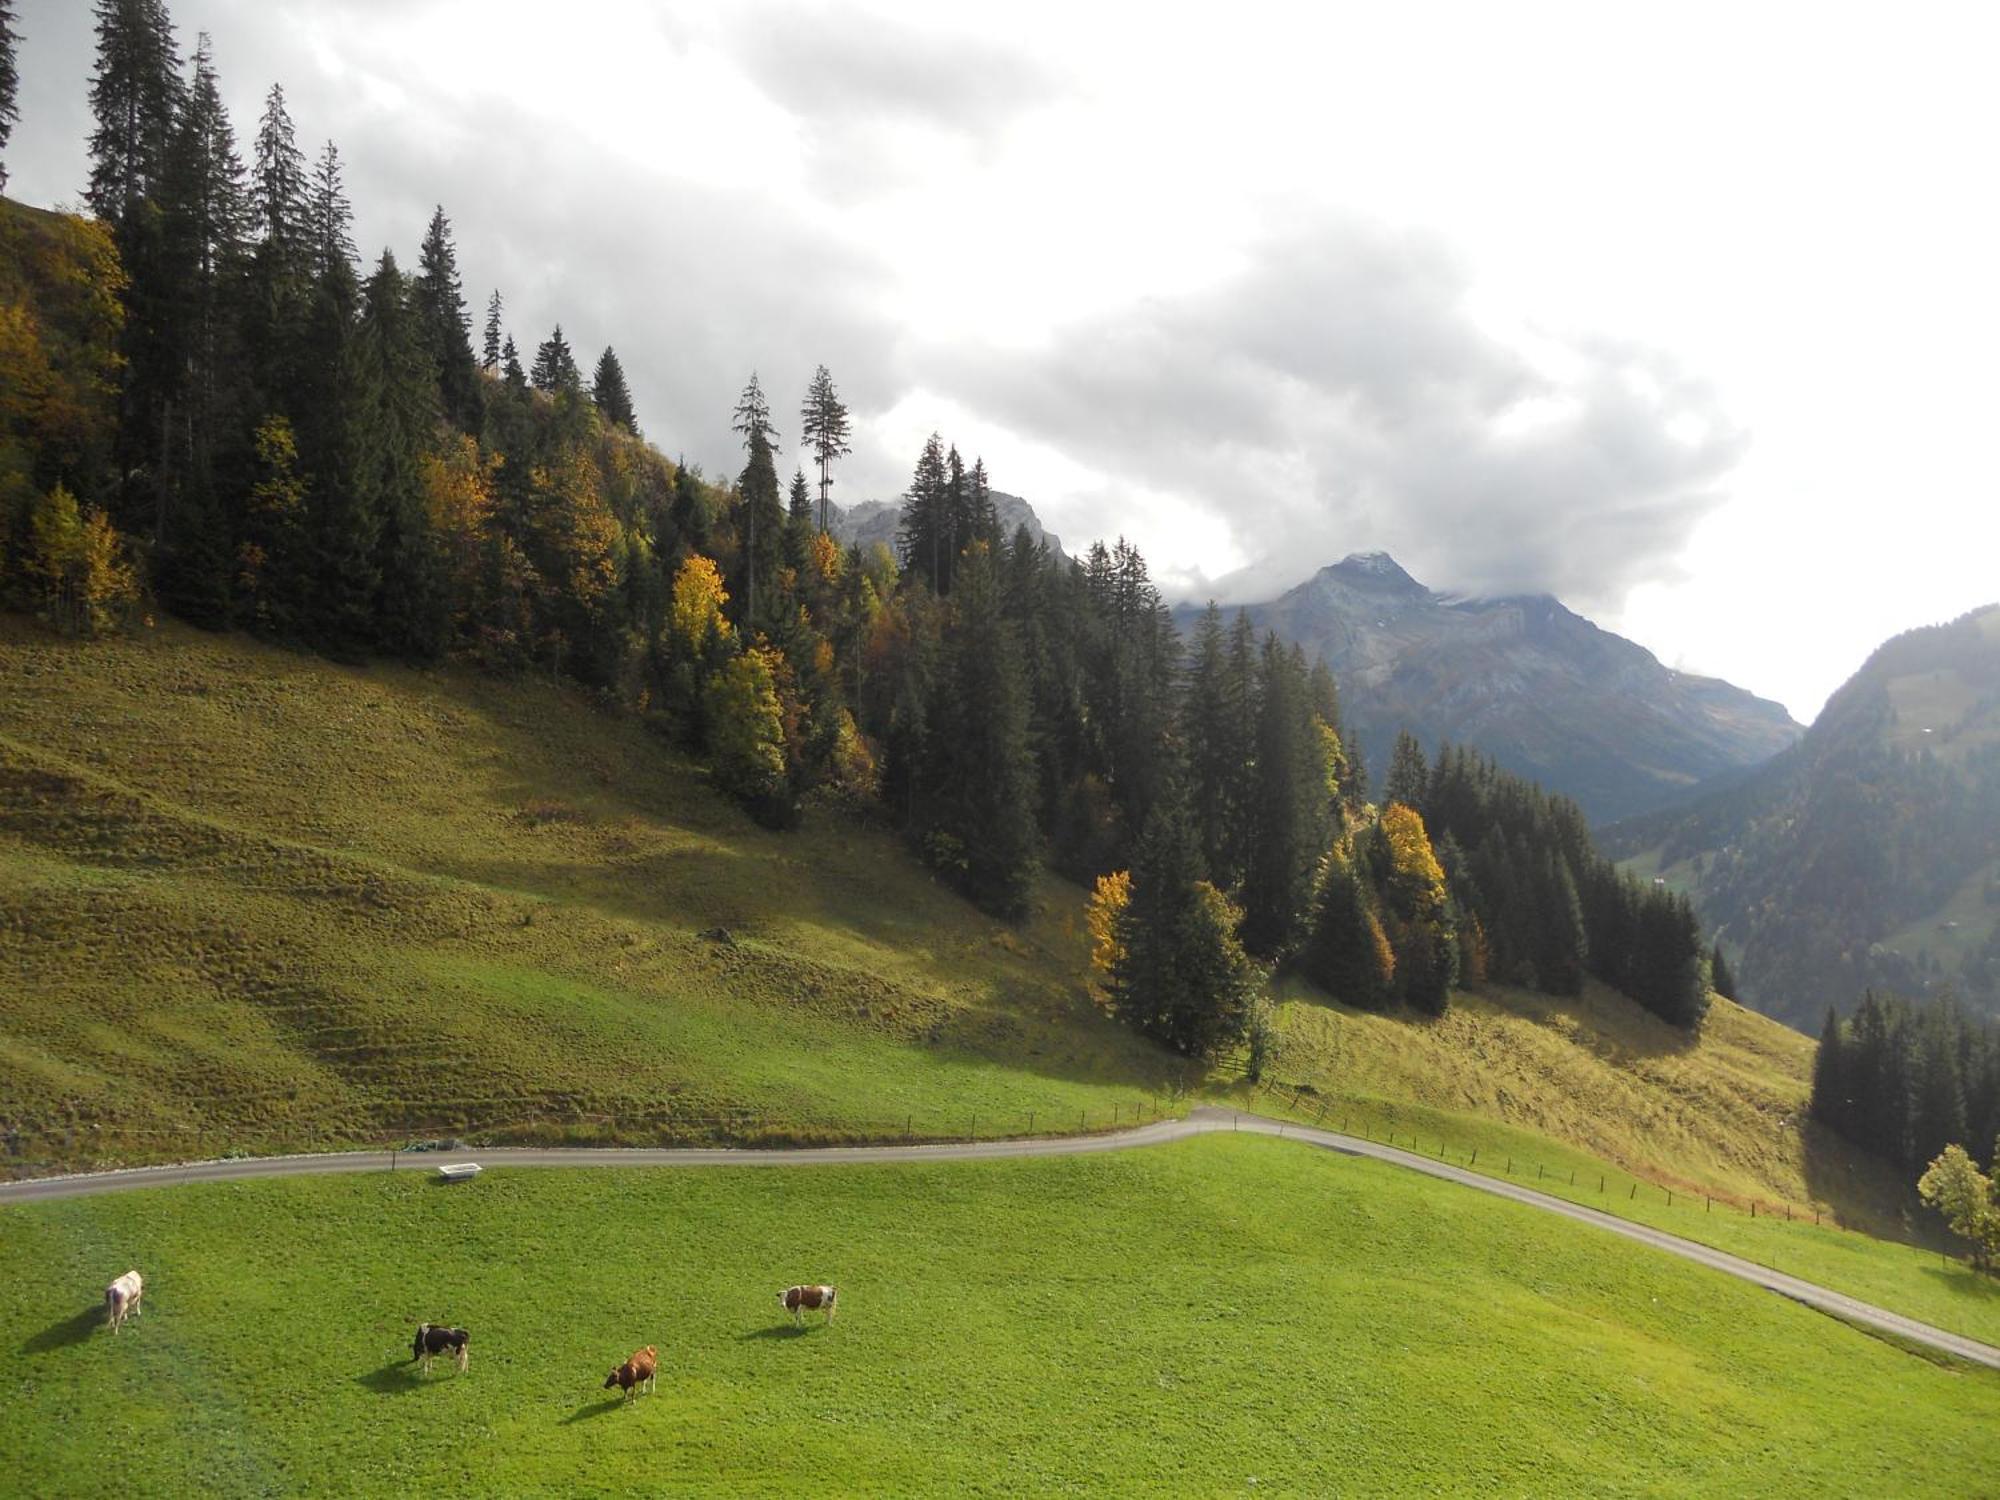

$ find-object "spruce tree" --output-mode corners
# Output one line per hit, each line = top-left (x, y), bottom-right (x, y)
(924, 544), (1039, 919)
(1183, 603), (1244, 891)
(1710, 940), (1737, 1001)
(968, 456), (999, 550)
(481, 289), (502, 370)
(1385, 729), (1430, 810)
(591, 346), (637, 432)
(1240, 636), (1333, 958)
(245, 83), (311, 418)
(531, 324), (580, 393)
(355, 251), (445, 659)
(785, 466), (813, 570)
(85, 0), (180, 225)
(1810, 1006), (1847, 1128)
(413, 206), (481, 431)
(799, 363), (852, 533)
(307, 140), (355, 284)
(730, 373), (782, 628)
(297, 208), (373, 657)
(0, 1), (19, 192)
(501, 334), (526, 391)
(896, 433), (950, 593)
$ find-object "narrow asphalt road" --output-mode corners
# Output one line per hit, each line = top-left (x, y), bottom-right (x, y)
(5, 1107), (1995, 1371)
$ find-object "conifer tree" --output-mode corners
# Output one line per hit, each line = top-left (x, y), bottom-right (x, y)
(1810, 1006), (1846, 1126)
(0, 1), (19, 192)
(245, 83), (311, 416)
(1710, 940), (1737, 1001)
(413, 206), (481, 431)
(1385, 729), (1430, 811)
(306, 140), (355, 283)
(481, 290), (502, 370)
(784, 466), (813, 570)
(500, 334), (525, 392)
(354, 250), (445, 659)
(86, 0), (180, 225)
(531, 324), (580, 393)
(730, 372), (782, 627)
(921, 543), (1039, 918)
(799, 363), (851, 532)
(1301, 852), (1395, 1008)
(1183, 603), (1249, 891)
(591, 345), (637, 432)
(968, 456), (999, 550)
(1240, 636), (1333, 958)
(896, 432), (950, 593)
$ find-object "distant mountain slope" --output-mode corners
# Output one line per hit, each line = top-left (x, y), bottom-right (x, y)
(1174, 553), (1801, 823)
(828, 491), (1063, 559)
(1606, 605), (2000, 1027)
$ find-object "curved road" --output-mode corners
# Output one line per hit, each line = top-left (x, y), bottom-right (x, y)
(5, 1107), (1996, 1371)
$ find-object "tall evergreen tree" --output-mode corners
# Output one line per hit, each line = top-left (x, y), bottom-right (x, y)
(306, 140), (355, 283)
(730, 372), (782, 628)
(354, 251), (445, 659)
(1811, 1005), (1847, 1127)
(923, 544), (1038, 919)
(1384, 729), (1430, 810)
(784, 466), (813, 570)
(481, 289), (502, 370)
(0, 1), (19, 192)
(500, 334), (525, 392)
(531, 323), (580, 393)
(244, 83), (311, 416)
(591, 346), (636, 432)
(1240, 637), (1333, 958)
(1710, 940), (1737, 1001)
(896, 432), (950, 592)
(799, 363), (852, 533)
(412, 206), (481, 431)
(85, 0), (180, 225)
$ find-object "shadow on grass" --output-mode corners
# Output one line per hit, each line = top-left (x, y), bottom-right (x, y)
(21, 1305), (104, 1354)
(561, 1397), (627, 1424)
(1918, 1263), (2000, 1308)
(354, 1360), (439, 1394)
(737, 1324), (812, 1341)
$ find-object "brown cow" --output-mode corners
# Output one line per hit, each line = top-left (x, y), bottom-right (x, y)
(779, 1284), (837, 1325)
(604, 1345), (657, 1400)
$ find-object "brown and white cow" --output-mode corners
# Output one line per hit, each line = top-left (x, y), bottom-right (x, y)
(779, 1284), (837, 1325)
(410, 1323), (470, 1373)
(105, 1271), (143, 1334)
(604, 1344), (657, 1400)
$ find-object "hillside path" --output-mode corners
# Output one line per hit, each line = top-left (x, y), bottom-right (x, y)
(5, 1107), (1996, 1371)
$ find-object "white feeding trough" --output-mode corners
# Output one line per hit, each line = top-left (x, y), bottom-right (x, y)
(436, 1162), (483, 1183)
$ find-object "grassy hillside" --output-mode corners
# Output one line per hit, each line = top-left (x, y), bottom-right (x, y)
(0, 614), (1175, 1168)
(3, 1136), (1994, 1496)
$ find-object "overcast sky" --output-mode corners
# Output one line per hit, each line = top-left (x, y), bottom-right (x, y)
(8, 0), (1995, 722)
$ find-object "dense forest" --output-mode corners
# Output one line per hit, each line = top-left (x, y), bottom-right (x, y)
(1810, 992), (2000, 1181)
(0, 1), (1713, 1062)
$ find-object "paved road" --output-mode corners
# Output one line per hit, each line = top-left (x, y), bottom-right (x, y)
(6, 1107), (1996, 1371)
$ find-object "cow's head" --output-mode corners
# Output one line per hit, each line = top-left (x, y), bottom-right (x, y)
(410, 1323), (430, 1362)
(603, 1366), (623, 1390)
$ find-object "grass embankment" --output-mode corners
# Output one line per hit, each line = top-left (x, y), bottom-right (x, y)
(1236, 979), (2000, 1348)
(0, 617), (1171, 1168)
(3, 1134), (1994, 1496)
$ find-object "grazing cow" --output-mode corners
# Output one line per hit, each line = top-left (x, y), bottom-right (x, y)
(604, 1345), (657, 1400)
(410, 1323), (471, 1373)
(779, 1284), (837, 1325)
(104, 1271), (143, 1335)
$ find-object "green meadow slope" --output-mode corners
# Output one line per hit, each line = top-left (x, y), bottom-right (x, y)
(2, 1136), (1994, 1497)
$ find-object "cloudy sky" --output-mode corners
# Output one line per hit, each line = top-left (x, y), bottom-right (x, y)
(8, 0), (1995, 721)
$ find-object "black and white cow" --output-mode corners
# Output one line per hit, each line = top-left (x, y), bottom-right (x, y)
(410, 1322), (470, 1373)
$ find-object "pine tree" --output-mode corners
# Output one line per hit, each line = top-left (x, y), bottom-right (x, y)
(413, 206), (481, 431)
(968, 456), (999, 550)
(306, 140), (355, 284)
(1240, 636), (1334, 958)
(896, 432), (950, 593)
(730, 373), (782, 628)
(1385, 729), (1430, 810)
(354, 250), (445, 659)
(591, 346), (637, 432)
(152, 30), (248, 613)
(922, 545), (1039, 918)
(799, 363), (852, 533)
(0, 1), (20, 192)
(1810, 1005), (1847, 1128)
(784, 466), (814, 570)
(531, 324), (579, 393)
(481, 290), (502, 370)
(1302, 852), (1395, 1009)
(85, 0), (180, 225)
(500, 334), (525, 392)
(1710, 940), (1737, 1000)
(244, 83), (311, 417)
